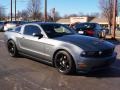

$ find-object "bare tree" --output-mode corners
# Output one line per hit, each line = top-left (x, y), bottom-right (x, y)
(99, 0), (114, 31)
(63, 14), (78, 19)
(17, 10), (29, 21)
(63, 12), (99, 19)
(0, 5), (6, 20)
(53, 11), (61, 21)
(89, 12), (100, 17)
(27, 0), (42, 20)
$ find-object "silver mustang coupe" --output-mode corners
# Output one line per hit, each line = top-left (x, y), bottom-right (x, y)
(4, 22), (117, 74)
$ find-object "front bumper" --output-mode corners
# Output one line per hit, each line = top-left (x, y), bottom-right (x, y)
(76, 52), (117, 73)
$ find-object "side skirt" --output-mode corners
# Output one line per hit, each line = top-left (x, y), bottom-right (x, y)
(19, 52), (53, 67)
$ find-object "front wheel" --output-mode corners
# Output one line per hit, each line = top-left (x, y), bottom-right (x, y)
(98, 32), (106, 39)
(101, 31), (106, 39)
(54, 51), (76, 74)
(98, 32), (102, 38)
(7, 40), (18, 57)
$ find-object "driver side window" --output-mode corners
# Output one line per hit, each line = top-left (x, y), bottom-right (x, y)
(24, 25), (41, 36)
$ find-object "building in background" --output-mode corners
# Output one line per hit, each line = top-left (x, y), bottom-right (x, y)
(57, 16), (94, 24)
(57, 16), (120, 28)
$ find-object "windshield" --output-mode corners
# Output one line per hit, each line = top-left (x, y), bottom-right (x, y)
(40, 24), (76, 38)
(75, 23), (96, 30)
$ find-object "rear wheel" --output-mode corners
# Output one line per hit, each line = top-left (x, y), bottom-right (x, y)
(98, 32), (106, 39)
(98, 32), (102, 38)
(7, 40), (18, 57)
(54, 51), (76, 74)
(101, 31), (106, 39)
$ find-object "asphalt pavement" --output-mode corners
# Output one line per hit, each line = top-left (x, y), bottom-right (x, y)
(0, 32), (120, 90)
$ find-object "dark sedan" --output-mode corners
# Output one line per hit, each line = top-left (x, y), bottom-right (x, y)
(74, 23), (106, 38)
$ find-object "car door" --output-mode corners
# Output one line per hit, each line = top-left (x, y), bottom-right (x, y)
(19, 24), (48, 60)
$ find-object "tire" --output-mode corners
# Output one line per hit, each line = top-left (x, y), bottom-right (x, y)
(98, 32), (102, 38)
(54, 51), (76, 74)
(101, 31), (106, 39)
(7, 40), (18, 57)
(98, 32), (106, 39)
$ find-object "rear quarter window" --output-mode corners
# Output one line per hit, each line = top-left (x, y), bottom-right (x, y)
(24, 25), (41, 36)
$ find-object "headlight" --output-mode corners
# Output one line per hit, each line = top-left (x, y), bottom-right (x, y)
(98, 51), (103, 55)
(81, 51), (86, 56)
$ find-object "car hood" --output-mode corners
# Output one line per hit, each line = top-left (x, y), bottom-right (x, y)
(55, 35), (114, 51)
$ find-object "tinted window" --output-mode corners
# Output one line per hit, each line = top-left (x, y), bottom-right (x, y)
(24, 25), (41, 36)
(15, 26), (21, 33)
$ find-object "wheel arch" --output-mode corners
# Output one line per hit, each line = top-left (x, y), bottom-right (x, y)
(7, 39), (16, 46)
(7, 35), (18, 45)
(52, 49), (76, 67)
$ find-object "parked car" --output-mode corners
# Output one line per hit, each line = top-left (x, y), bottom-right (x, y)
(74, 23), (107, 38)
(3, 21), (27, 31)
(4, 22), (117, 74)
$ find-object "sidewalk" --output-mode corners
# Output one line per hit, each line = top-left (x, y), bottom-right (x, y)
(106, 35), (120, 40)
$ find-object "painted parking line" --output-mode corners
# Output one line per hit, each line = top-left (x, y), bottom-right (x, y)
(0, 40), (4, 42)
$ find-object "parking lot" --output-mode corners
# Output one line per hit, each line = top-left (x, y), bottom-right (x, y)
(0, 32), (120, 90)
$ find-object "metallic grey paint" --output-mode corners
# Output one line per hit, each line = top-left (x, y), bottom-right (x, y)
(4, 22), (117, 72)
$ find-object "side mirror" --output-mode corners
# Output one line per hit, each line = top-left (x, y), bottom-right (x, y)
(33, 33), (43, 39)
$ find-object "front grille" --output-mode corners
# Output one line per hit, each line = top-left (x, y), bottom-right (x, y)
(99, 49), (113, 57)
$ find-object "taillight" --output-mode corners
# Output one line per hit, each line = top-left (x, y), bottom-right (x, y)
(86, 30), (94, 36)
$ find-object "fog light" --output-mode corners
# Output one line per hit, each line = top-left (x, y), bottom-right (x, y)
(79, 63), (87, 68)
(98, 51), (102, 55)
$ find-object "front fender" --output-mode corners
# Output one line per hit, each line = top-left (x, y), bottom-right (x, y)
(53, 42), (83, 66)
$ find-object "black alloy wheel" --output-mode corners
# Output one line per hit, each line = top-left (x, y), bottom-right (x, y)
(54, 51), (76, 74)
(7, 40), (18, 57)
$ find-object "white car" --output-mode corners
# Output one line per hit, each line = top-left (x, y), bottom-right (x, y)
(4, 22), (16, 31)
(3, 21), (26, 31)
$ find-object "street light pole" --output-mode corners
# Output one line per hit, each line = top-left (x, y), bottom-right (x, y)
(15, 0), (16, 21)
(112, 0), (117, 39)
(44, 0), (47, 22)
(11, 0), (13, 21)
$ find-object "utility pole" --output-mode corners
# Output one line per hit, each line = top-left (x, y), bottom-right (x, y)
(15, 0), (16, 21)
(51, 8), (55, 22)
(11, 0), (13, 21)
(112, 0), (117, 39)
(44, 0), (47, 22)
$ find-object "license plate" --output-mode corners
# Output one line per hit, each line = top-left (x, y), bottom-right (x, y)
(78, 31), (84, 34)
